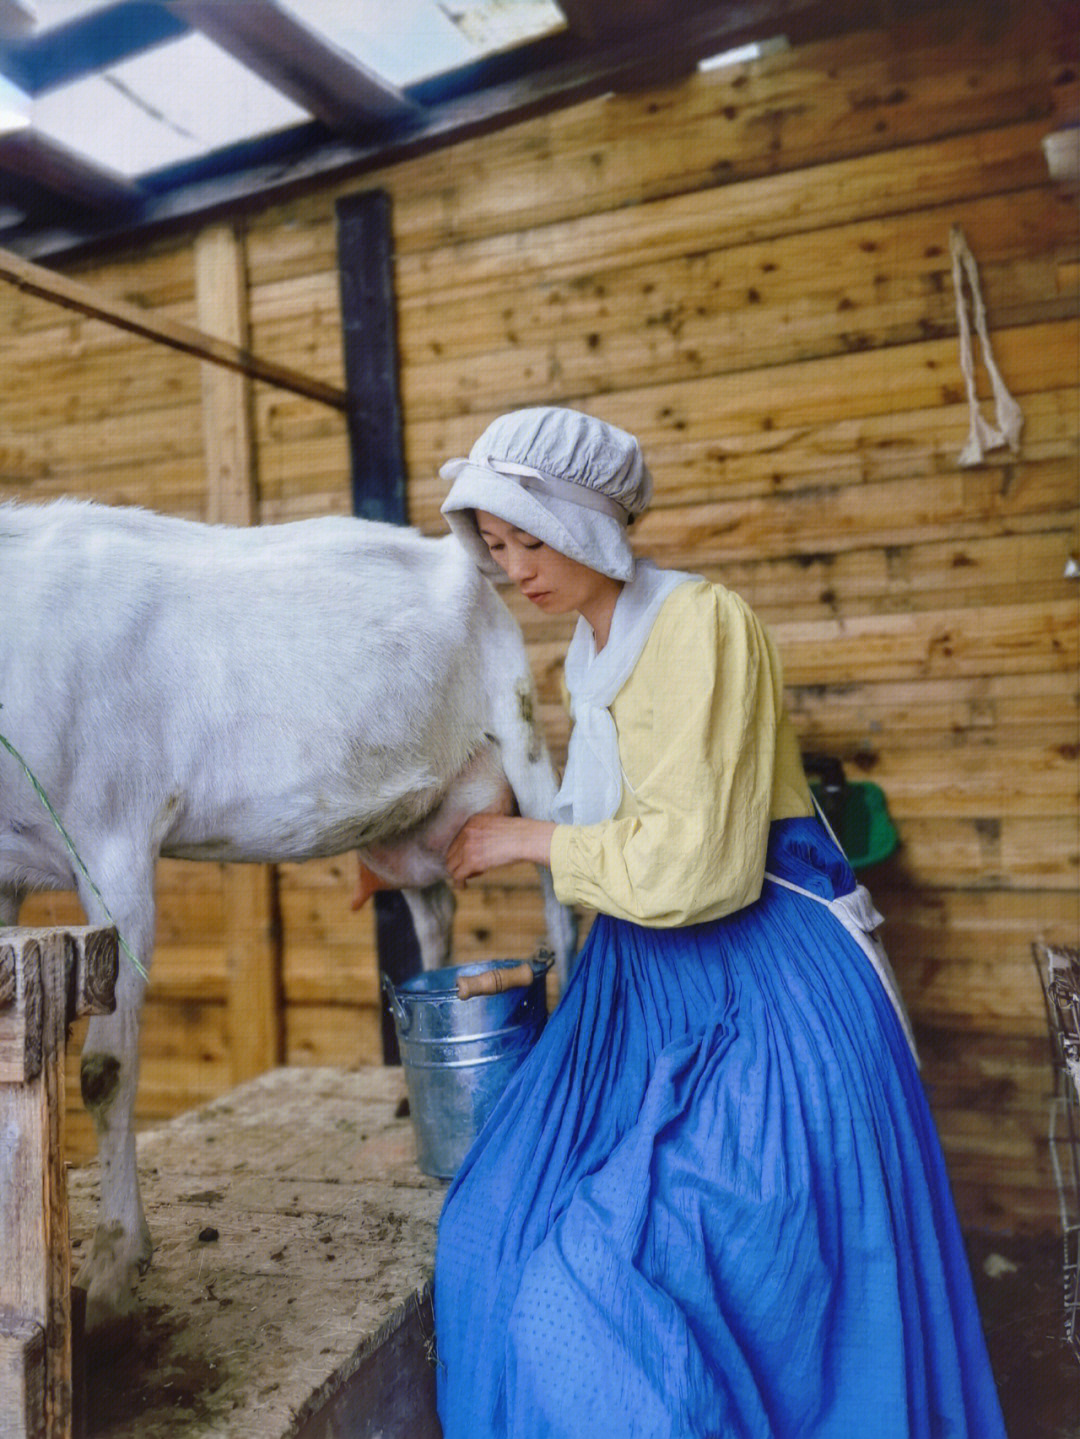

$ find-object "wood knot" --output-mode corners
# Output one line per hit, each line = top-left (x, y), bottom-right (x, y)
(22, 940), (44, 1079)
(0, 943), (15, 1010)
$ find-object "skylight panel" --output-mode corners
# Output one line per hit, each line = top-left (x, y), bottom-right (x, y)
(0, 69), (29, 133)
(442, 0), (566, 53)
(27, 31), (310, 178)
(282, 0), (566, 88)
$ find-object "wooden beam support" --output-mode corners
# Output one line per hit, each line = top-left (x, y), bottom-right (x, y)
(165, 0), (420, 129)
(0, 243), (348, 411)
(0, 129), (142, 214)
(195, 222), (261, 527)
(194, 221), (284, 1087)
(556, 0), (685, 43)
(0, 926), (117, 1439)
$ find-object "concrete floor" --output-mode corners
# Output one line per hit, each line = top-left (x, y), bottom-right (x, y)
(966, 1230), (1080, 1439)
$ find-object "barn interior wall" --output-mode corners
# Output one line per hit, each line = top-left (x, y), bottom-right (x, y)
(2, 0), (1076, 1233)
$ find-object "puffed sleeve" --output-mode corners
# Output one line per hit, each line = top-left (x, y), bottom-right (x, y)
(548, 581), (782, 927)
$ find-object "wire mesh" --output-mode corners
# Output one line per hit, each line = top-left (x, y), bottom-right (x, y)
(1034, 941), (1080, 1363)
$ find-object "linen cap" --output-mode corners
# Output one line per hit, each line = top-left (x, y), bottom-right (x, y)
(440, 406), (653, 581)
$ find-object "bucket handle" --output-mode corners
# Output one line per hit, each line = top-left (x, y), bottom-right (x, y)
(456, 945), (554, 1000)
(382, 946), (554, 1020)
(381, 972), (410, 1035)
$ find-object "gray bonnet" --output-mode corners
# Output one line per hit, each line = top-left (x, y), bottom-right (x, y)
(440, 406), (653, 581)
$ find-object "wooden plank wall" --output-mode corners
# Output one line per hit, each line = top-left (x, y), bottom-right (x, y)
(1, 0), (1076, 1230)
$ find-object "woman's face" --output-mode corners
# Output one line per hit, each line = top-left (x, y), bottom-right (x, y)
(474, 510), (620, 622)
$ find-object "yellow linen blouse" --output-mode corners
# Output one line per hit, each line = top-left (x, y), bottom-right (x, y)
(548, 579), (813, 928)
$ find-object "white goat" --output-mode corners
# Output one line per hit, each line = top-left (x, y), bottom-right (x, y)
(0, 499), (574, 1331)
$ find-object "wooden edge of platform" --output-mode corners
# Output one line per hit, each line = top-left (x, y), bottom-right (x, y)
(290, 1282), (439, 1439)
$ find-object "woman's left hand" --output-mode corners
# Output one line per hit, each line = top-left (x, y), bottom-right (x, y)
(446, 815), (555, 885)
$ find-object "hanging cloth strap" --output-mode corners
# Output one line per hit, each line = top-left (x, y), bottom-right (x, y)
(765, 796), (920, 1065)
(949, 224), (1024, 468)
(553, 561), (697, 825)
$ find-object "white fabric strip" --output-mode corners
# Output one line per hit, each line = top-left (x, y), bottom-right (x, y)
(949, 224), (1023, 468)
(763, 868), (920, 1064)
(484, 458), (630, 522)
(552, 560), (697, 825)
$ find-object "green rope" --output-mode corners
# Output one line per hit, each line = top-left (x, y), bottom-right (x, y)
(0, 718), (148, 982)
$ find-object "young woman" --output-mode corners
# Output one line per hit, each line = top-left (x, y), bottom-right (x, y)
(434, 406), (1006, 1438)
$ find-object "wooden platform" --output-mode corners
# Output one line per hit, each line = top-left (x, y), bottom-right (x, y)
(68, 1067), (446, 1439)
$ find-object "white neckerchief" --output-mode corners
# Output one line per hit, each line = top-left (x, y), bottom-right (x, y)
(552, 560), (696, 825)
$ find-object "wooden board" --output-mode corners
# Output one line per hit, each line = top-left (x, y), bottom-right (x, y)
(68, 1067), (444, 1439)
(360, 6), (1070, 250)
(394, 188), (1077, 412)
(404, 387), (1079, 523)
(0, 927), (117, 1438)
(0, 1318), (46, 1439)
(0, 246), (346, 411)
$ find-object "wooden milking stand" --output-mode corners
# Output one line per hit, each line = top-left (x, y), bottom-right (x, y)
(0, 926), (118, 1439)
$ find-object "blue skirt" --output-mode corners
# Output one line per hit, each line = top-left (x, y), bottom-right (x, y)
(434, 819), (1006, 1438)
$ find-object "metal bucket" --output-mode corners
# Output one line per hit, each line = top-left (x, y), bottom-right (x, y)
(383, 955), (551, 1179)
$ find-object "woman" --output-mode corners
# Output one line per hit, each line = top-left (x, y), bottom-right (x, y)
(435, 406), (1005, 1438)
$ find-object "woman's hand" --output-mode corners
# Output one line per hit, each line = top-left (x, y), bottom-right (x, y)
(445, 815), (555, 885)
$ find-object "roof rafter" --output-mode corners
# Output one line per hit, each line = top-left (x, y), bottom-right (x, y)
(556, 0), (679, 43)
(0, 2), (190, 93)
(162, 0), (421, 131)
(6, 0), (944, 260)
(0, 125), (141, 212)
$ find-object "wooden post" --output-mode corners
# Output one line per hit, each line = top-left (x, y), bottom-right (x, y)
(194, 221), (284, 1086)
(0, 926), (118, 1439)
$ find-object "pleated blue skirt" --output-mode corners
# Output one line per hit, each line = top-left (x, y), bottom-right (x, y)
(434, 818), (1006, 1438)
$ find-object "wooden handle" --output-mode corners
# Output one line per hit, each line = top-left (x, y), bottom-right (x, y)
(456, 962), (535, 1000)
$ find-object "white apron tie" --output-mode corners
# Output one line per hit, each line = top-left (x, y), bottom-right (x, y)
(762, 870), (918, 1064)
(765, 795), (919, 1065)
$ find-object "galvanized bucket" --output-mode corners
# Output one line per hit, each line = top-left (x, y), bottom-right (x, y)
(383, 954), (551, 1180)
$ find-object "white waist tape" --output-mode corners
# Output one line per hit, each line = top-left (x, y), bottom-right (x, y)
(763, 871), (920, 1065)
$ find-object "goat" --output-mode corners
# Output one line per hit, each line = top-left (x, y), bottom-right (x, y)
(0, 498), (575, 1330)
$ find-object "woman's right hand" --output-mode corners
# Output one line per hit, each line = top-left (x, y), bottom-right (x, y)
(446, 815), (555, 885)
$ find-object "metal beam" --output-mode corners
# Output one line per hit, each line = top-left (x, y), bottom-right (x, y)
(164, 0), (420, 130)
(336, 189), (407, 520)
(0, 242), (348, 410)
(335, 189), (422, 1066)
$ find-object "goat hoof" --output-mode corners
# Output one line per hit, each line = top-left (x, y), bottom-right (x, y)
(75, 1221), (151, 1341)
